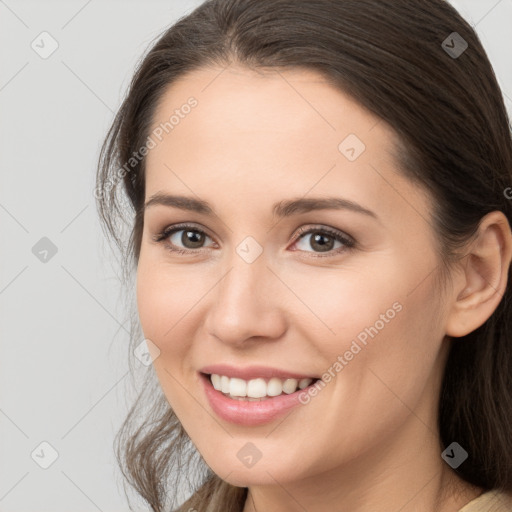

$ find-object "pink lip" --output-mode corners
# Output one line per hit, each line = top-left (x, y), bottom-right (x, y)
(199, 372), (320, 426)
(199, 363), (319, 381)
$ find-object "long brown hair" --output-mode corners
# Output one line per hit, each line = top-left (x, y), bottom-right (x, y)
(95, 1), (512, 510)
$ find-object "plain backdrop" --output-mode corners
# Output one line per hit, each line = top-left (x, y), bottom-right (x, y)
(0, 1), (511, 511)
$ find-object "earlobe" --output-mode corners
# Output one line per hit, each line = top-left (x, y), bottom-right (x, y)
(445, 211), (512, 338)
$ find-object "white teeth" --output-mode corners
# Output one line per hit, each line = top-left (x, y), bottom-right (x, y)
(282, 378), (298, 394)
(209, 374), (314, 398)
(267, 378), (283, 396)
(247, 378), (267, 398)
(299, 378), (311, 390)
(220, 375), (230, 394)
(211, 374), (221, 391)
(229, 377), (247, 397)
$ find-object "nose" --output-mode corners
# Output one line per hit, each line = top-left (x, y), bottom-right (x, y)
(204, 255), (287, 347)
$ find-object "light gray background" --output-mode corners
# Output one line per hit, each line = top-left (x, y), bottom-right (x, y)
(0, 1), (511, 511)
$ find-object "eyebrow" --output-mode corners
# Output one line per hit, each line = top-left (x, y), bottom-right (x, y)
(144, 193), (378, 220)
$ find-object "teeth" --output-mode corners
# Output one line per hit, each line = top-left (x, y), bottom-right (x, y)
(211, 374), (221, 390)
(282, 378), (298, 394)
(298, 378), (312, 389)
(220, 375), (230, 394)
(229, 377), (247, 397)
(267, 377), (283, 397)
(247, 378), (267, 398)
(209, 374), (314, 398)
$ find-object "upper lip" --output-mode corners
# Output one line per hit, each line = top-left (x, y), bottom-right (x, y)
(199, 364), (319, 381)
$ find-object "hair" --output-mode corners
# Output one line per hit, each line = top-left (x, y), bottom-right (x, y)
(95, 0), (512, 510)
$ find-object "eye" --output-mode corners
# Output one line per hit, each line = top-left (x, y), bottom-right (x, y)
(153, 223), (355, 257)
(290, 226), (355, 256)
(153, 223), (216, 254)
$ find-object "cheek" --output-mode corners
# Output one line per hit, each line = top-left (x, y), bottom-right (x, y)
(333, 272), (445, 419)
(136, 260), (207, 340)
(135, 262), (205, 411)
(136, 264), (169, 342)
(277, 263), (407, 355)
(135, 261), (206, 383)
(287, 260), (443, 399)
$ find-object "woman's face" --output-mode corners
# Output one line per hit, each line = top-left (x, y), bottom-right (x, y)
(137, 65), (452, 487)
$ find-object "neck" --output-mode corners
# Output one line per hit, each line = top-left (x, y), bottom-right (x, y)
(242, 411), (483, 512)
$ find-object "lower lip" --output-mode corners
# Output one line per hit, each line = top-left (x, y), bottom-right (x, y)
(200, 373), (319, 426)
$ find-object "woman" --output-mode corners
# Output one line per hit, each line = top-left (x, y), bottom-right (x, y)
(95, 0), (512, 510)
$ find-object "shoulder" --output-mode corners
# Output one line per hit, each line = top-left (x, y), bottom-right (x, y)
(458, 489), (512, 512)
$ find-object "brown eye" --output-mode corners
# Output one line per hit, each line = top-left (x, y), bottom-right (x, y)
(308, 231), (335, 252)
(154, 224), (215, 253)
(178, 229), (206, 249)
(292, 226), (355, 255)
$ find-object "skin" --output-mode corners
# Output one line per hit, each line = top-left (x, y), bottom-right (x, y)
(136, 64), (512, 512)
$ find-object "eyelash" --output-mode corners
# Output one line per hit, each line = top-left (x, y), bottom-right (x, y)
(152, 222), (356, 258)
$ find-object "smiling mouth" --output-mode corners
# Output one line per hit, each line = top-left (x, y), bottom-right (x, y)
(202, 372), (321, 400)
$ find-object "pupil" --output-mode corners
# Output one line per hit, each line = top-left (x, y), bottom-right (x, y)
(183, 230), (204, 248)
(311, 232), (333, 252)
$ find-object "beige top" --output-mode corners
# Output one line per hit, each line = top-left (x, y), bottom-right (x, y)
(458, 490), (512, 512)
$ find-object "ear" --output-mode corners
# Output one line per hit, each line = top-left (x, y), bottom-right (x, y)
(445, 211), (512, 338)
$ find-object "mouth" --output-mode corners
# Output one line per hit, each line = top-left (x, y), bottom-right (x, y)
(199, 371), (322, 425)
(201, 372), (321, 401)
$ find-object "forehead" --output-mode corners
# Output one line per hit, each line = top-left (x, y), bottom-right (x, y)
(149, 65), (391, 148)
(144, 65), (431, 226)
